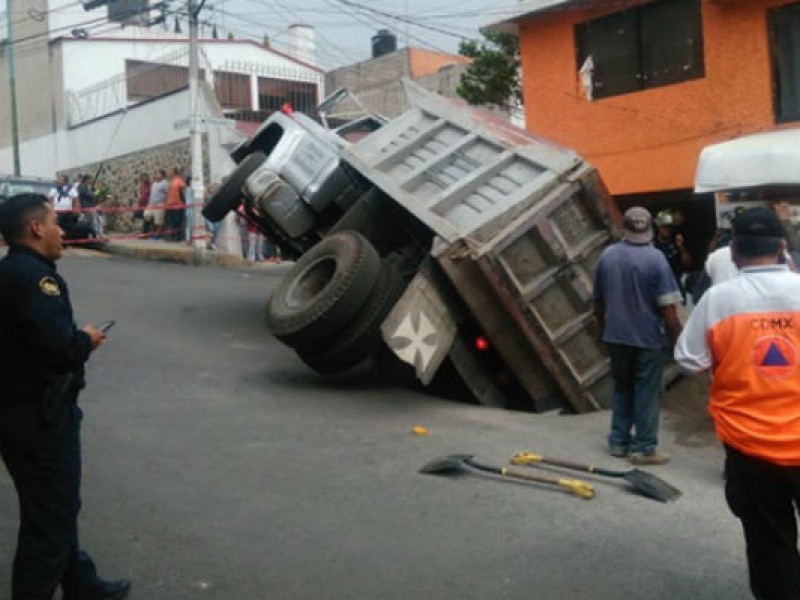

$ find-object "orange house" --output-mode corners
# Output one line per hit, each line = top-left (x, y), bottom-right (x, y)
(491, 0), (800, 258)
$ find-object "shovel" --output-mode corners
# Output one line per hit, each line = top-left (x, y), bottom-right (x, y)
(420, 454), (594, 500)
(510, 452), (681, 503)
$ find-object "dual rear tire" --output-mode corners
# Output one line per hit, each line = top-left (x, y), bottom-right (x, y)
(265, 231), (405, 373)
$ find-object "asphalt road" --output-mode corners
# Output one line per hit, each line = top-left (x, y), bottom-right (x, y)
(0, 252), (750, 599)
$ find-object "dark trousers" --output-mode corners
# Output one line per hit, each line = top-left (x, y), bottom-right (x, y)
(0, 400), (96, 599)
(606, 344), (664, 454)
(724, 445), (800, 600)
(165, 208), (184, 241)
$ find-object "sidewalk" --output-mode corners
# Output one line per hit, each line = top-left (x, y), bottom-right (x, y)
(100, 238), (291, 270)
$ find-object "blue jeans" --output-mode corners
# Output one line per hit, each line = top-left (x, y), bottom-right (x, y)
(606, 344), (664, 455)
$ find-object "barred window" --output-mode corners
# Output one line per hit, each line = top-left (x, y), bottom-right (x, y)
(575, 0), (704, 100)
(769, 2), (800, 122)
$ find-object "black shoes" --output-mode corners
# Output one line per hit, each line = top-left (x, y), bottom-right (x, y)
(63, 578), (131, 600)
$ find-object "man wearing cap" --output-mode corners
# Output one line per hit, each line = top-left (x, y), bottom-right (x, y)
(593, 206), (682, 465)
(675, 208), (800, 599)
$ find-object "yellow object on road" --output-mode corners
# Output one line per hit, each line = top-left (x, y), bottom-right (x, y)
(412, 425), (429, 436)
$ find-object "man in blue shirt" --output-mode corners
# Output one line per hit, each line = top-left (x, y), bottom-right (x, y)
(593, 206), (682, 465)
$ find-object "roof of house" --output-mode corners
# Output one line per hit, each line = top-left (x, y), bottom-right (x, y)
(407, 48), (471, 79)
(486, 0), (608, 34)
(327, 46), (469, 78)
(53, 36), (323, 73)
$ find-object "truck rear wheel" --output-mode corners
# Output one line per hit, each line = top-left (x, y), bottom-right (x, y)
(266, 231), (381, 348)
(297, 261), (405, 374)
(202, 151), (266, 222)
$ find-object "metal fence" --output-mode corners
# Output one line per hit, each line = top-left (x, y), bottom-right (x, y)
(66, 50), (324, 127)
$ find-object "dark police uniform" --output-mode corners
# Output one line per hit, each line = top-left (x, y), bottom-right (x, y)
(0, 244), (98, 599)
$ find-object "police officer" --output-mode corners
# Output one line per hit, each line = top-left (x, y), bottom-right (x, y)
(0, 195), (130, 599)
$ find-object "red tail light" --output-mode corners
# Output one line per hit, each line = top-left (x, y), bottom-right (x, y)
(474, 336), (489, 352)
(281, 103), (294, 115)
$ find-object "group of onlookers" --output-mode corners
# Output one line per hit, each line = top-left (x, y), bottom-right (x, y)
(238, 209), (281, 263)
(135, 168), (189, 242)
(50, 167), (279, 261)
(47, 172), (105, 242)
(596, 203), (800, 599)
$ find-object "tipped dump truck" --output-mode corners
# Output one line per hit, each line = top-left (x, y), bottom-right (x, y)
(204, 81), (623, 413)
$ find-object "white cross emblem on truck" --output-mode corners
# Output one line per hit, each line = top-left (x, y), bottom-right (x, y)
(390, 312), (438, 371)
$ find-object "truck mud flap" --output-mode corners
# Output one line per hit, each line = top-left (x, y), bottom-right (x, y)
(380, 270), (457, 386)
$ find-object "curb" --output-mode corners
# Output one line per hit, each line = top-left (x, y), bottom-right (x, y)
(103, 240), (291, 270)
(104, 241), (236, 266)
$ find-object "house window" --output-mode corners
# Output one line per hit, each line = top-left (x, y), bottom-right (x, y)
(126, 60), (188, 102)
(575, 0), (704, 100)
(215, 70), (251, 110)
(257, 77), (318, 114)
(769, 2), (800, 122)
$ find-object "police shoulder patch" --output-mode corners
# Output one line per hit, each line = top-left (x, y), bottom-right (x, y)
(39, 276), (61, 297)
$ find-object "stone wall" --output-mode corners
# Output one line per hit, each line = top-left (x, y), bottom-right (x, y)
(63, 136), (210, 234)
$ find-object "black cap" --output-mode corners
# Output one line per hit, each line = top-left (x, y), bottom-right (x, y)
(732, 207), (785, 239)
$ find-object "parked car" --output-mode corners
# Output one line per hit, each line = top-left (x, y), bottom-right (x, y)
(0, 174), (55, 205)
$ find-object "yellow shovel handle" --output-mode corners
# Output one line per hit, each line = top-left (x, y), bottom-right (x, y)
(500, 467), (595, 500)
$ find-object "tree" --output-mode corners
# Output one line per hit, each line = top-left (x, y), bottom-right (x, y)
(262, 34), (271, 48)
(457, 29), (521, 109)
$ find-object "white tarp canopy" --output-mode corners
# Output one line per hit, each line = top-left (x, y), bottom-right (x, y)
(694, 128), (800, 193)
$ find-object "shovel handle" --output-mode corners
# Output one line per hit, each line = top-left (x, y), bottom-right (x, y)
(500, 467), (595, 500)
(512, 452), (595, 474)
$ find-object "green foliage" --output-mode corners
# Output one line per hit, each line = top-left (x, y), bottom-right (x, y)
(457, 28), (521, 109)
(227, 31), (234, 40)
(262, 34), (271, 48)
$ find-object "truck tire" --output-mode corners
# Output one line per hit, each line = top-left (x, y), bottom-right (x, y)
(266, 231), (381, 348)
(297, 261), (405, 374)
(202, 151), (266, 222)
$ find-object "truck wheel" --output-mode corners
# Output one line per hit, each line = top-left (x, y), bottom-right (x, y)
(266, 231), (381, 348)
(297, 261), (405, 374)
(202, 151), (266, 222)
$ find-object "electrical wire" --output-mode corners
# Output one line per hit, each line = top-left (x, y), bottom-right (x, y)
(330, 0), (480, 42)
(244, 0), (358, 66)
(322, 0), (458, 56)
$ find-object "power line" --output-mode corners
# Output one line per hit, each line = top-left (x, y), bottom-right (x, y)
(323, 0), (456, 57)
(330, 0), (480, 42)
(245, 0), (358, 66)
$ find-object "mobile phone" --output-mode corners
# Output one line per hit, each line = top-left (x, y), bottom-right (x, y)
(98, 320), (115, 333)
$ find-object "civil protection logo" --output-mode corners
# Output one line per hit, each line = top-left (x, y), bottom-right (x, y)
(752, 335), (798, 379)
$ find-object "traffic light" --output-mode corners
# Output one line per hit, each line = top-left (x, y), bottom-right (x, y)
(82, 0), (110, 9)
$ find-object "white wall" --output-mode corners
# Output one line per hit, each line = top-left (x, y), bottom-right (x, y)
(0, 87), (243, 178)
(61, 38), (321, 95)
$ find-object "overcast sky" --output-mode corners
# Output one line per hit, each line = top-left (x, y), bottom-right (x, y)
(207, 0), (523, 69)
(3, 1), (522, 70)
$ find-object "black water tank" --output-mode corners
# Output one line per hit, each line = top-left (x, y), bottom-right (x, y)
(372, 29), (397, 58)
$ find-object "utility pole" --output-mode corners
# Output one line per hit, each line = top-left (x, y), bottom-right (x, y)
(188, 0), (207, 251)
(5, 0), (21, 175)
(404, 0), (410, 48)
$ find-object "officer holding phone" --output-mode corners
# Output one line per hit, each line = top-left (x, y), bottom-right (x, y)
(0, 194), (130, 599)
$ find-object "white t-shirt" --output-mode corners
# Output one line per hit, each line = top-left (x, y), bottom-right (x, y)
(705, 246), (739, 286)
(48, 184), (77, 212)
